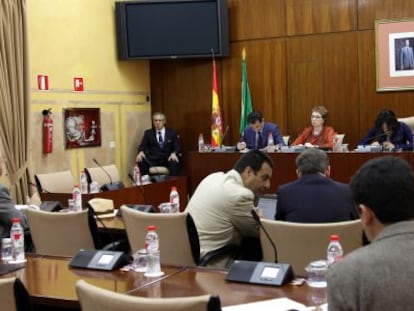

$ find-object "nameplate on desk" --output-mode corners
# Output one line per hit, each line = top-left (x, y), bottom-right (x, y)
(69, 249), (129, 271)
(355, 145), (383, 152)
(226, 260), (294, 286)
(280, 146), (305, 153)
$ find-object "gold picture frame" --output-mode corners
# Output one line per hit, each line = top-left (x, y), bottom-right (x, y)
(376, 18), (414, 92)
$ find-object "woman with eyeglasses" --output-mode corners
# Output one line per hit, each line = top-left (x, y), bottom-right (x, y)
(291, 106), (336, 149)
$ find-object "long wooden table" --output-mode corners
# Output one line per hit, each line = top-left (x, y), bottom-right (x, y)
(40, 176), (188, 212)
(0, 255), (323, 310)
(188, 151), (413, 194)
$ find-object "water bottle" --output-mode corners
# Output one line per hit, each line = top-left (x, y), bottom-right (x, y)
(327, 234), (343, 267)
(267, 132), (274, 148)
(134, 164), (142, 185)
(169, 186), (180, 213)
(144, 225), (161, 276)
(198, 133), (205, 152)
(10, 218), (25, 262)
(145, 225), (159, 252)
(80, 170), (88, 194)
(72, 184), (82, 212)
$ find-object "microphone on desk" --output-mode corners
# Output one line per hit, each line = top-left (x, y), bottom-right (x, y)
(128, 173), (137, 187)
(92, 158), (124, 192)
(86, 203), (120, 251)
(221, 125), (230, 145)
(226, 212), (294, 286)
(116, 173), (154, 217)
(251, 209), (278, 263)
(366, 131), (392, 144)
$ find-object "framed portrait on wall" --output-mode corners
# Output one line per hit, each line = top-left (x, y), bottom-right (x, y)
(63, 108), (101, 149)
(376, 18), (414, 91)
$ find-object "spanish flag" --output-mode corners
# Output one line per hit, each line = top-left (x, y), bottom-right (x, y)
(211, 59), (223, 147)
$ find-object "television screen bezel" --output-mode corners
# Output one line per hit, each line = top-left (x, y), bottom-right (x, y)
(115, 0), (229, 60)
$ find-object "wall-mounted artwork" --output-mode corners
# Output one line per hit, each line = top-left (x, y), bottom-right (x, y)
(64, 108), (101, 149)
(376, 18), (414, 91)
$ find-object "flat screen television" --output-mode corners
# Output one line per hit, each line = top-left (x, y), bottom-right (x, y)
(115, 0), (229, 60)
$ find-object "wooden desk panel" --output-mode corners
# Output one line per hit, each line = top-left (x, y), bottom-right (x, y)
(188, 151), (412, 194)
(1, 255), (184, 310)
(130, 266), (321, 307)
(1, 256), (324, 310)
(40, 176), (188, 212)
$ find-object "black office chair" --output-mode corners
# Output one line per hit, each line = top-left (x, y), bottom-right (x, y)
(186, 213), (241, 267)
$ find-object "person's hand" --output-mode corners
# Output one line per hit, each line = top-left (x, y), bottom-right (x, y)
(370, 141), (380, 146)
(136, 151), (145, 162)
(168, 152), (179, 163)
(304, 142), (315, 148)
(264, 145), (276, 153)
(237, 141), (246, 150)
(383, 141), (395, 150)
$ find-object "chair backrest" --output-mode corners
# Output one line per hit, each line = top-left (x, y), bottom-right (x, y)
(260, 219), (363, 276)
(85, 164), (121, 186)
(76, 279), (221, 311)
(121, 206), (199, 266)
(26, 209), (96, 257)
(0, 277), (32, 311)
(34, 170), (74, 193)
(398, 116), (414, 133)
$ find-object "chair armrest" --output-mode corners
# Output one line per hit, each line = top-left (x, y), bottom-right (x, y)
(198, 244), (241, 267)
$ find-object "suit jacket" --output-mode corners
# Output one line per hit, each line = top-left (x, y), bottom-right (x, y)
(185, 170), (258, 268)
(138, 127), (181, 161)
(275, 174), (358, 222)
(240, 122), (284, 149)
(328, 220), (414, 311)
(400, 46), (414, 69)
(0, 184), (29, 239)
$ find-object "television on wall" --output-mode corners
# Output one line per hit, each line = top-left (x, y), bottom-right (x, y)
(115, 0), (229, 60)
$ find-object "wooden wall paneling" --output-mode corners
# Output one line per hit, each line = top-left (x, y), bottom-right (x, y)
(222, 39), (287, 145)
(358, 30), (414, 141)
(358, 0), (414, 30)
(227, 0), (285, 41)
(285, 0), (357, 36)
(150, 59), (219, 173)
(287, 33), (360, 147)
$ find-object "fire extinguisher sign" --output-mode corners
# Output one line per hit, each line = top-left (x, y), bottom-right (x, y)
(37, 75), (49, 91)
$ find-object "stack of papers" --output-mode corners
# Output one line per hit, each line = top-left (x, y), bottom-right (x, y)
(222, 298), (327, 311)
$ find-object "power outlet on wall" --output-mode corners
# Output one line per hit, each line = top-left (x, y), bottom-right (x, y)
(109, 141), (116, 148)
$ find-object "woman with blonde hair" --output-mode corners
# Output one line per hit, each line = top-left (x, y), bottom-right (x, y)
(291, 106), (336, 149)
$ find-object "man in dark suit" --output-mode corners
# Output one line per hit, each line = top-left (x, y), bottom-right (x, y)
(275, 148), (358, 222)
(237, 111), (284, 151)
(136, 112), (181, 176)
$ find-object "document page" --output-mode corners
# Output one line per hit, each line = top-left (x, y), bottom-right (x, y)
(222, 298), (307, 311)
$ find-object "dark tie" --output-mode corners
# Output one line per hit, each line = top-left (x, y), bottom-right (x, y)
(257, 132), (263, 149)
(158, 131), (163, 148)
(256, 132), (263, 149)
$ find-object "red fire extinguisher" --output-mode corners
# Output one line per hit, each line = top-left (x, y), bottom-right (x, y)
(42, 109), (53, 154)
